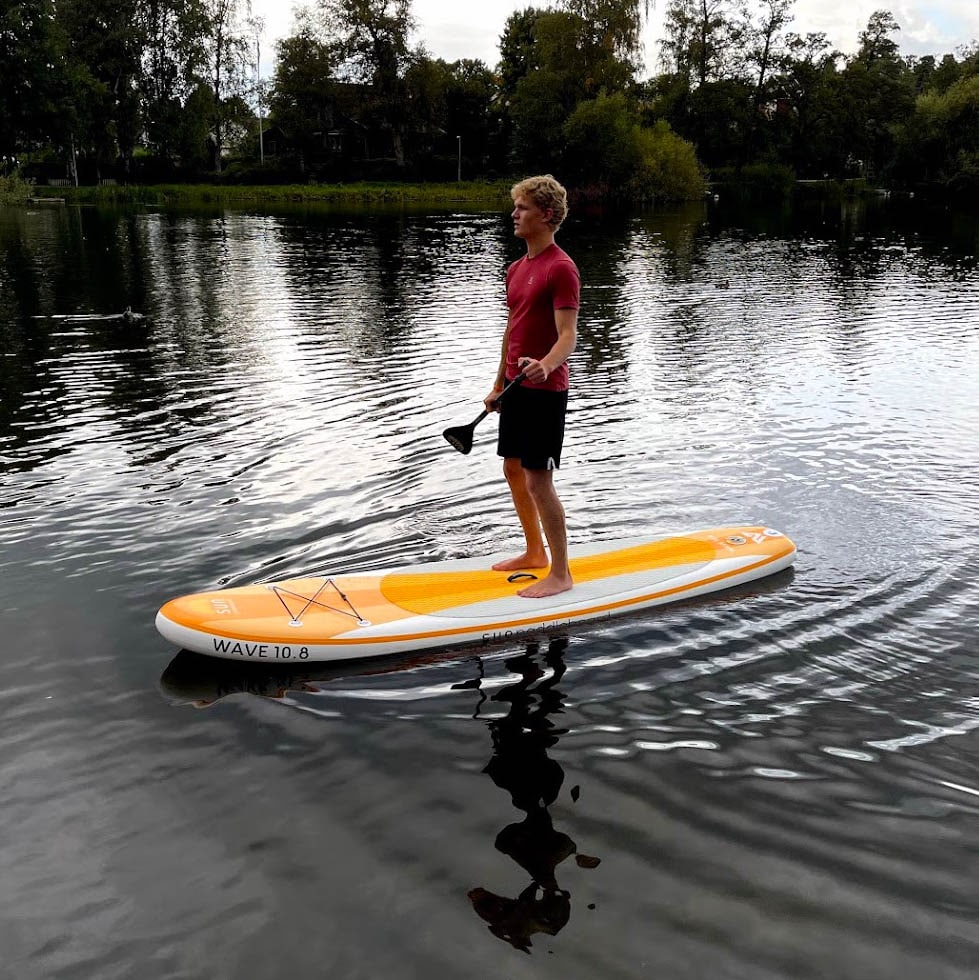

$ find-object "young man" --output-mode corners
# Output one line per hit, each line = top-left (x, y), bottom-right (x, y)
(485, 175), (579, 598)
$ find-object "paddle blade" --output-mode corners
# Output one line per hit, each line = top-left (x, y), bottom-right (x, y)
(443, 402), (494, 455)
(443, 424), (475, 454)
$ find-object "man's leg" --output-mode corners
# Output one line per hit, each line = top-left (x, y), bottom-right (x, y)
(491, 457), (549, 571)
(517, 468), (573, 597)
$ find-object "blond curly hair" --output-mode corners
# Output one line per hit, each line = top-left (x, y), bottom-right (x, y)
(511, 174), (569, 230)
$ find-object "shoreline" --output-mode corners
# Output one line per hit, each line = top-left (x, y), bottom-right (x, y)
(22, 180), (516, 208)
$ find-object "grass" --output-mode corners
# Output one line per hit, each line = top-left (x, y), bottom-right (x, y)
(26, 180), (515, 209)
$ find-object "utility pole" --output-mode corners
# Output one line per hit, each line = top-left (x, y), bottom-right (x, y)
(249, 18), (265, 165)
(257, 36), (264, 165)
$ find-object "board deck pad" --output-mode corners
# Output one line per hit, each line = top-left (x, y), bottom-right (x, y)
(156, 526), (796, 663)
(382, 536), (716, 616)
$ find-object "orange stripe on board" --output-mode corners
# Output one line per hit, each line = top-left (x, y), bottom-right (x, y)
(326, 551), (789, 646)
(381, 536), (716, 616)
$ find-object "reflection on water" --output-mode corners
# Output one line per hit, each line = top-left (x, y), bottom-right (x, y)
(164, 639), (600, 955)
(1, 197), (978, 977)
(468, 639), (599, 953)
(159, 645), (474, 707)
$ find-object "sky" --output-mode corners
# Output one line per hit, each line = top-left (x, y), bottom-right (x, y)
(250, 0), (979, 75)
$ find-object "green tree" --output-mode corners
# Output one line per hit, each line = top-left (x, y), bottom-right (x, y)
(659, 0), (764, 167)
(175, 82), (217, 172)
(499, 3), (645, 172)
(687, 78), (755, 165)
(657, 0), (746, 165)
(440, 59), (496, 176)
(726, 0), (801, 165)
(57, 0), (144, 179)
(562, 91), (640, 184)
(139, 0), (209, 168)
(961, 43), (979, 79)
(319, 0), (415, 167)
(856, 9), (900, 64)
(837, 9), (914, 177)
(502, 9), (588, 170)
(906, 53), (965, 96)
(774, 31), (840, 175)
(559, 0), (650, 79)
(269, 16), (338, 173)
(494, 7), (539, 169)
(400, 53), (450, 171)
(661, 0), (735, 87)
(929, 54), (964, 93)
(444, 60), (494, 139)
(740, 0), (795, 110)
(900, 73), (979, 191)
(205, 0), (253, 172)
(562, 90), (705, 199)
(0, 0), (62, 159)
(497, 6), (538, 100)
(939, 74), (979, 190)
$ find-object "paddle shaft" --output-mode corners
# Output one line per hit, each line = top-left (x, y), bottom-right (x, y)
(468, 372), (526, 426)
(442, 372), (527, 454)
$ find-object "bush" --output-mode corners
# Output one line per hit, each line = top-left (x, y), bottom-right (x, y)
(562, 92), (641, 186)
(900, 74), (979, 189)
(948, 150), (979, 194)
(562, 97), (706, 202)
(0, 174), (32, 203)
(710, 162), (797, 198)
(628, 120), (706, 202)
(740, 162), (797, 196)
(217, 159), (298, 185)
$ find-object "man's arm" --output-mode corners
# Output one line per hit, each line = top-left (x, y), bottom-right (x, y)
(519, 307), (578, 385)
(484, 313), (514, 411)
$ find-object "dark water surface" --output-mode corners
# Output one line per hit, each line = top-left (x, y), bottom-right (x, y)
(1, 197), (977, 978)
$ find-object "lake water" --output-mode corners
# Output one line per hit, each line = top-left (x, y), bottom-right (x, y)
(1, 196), (977, 978)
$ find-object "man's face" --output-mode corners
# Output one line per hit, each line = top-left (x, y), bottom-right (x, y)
(511, 194), (552, 240)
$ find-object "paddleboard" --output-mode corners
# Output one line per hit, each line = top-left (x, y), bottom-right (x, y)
(156, 526), (795, 663)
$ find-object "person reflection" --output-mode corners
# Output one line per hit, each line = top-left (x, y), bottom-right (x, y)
(468, 637), (599, 953)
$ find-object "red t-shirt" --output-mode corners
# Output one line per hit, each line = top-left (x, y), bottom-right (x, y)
(505, 243), (580, 392)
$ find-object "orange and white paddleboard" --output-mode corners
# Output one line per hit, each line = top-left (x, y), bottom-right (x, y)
(155, 526), (796, 663)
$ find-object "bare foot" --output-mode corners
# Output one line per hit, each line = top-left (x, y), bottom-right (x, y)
(492, 552), (548, 572)
(518, 573), (573, 598)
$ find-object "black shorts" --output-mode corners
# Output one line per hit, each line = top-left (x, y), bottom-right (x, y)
(497, 381), (569, 470)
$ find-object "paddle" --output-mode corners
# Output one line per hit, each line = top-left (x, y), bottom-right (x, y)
(443, 373), (526, 454)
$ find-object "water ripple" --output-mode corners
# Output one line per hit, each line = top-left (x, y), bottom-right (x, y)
(1, 201), (978, 977)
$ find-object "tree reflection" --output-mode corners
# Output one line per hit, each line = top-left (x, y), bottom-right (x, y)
(468, 638), (599, 953)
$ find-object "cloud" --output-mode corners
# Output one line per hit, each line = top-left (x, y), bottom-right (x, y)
(792, 0), (979, 55)
(253, 0), (979, 67)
